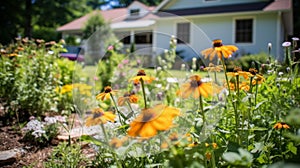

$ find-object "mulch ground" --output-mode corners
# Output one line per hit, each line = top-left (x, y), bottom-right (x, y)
(0, 126), (53, 168)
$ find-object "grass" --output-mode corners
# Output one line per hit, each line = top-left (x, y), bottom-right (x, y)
(82, 65), (225, 82)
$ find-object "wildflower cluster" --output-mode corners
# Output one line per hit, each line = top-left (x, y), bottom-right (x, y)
(22, 116), (66, 146)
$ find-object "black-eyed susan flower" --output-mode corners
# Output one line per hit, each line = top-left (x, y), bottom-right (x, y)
(203, 63), (223, 72)
(127, 104), (180, 138)
(239, 82), (250, 92)
(274, 122), (290, 130)
(130, 70), (155, 84)
(96, 86), (117, 101)
(201, 39), (238, 60)
(177, 75), (214, 98)
(227, 67), (253, 80)
(85, 108), (116, 126)
(117, 92), (138, 106)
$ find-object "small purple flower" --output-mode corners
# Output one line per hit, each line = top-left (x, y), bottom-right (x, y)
(292, 37), (299, 41)
(107, 45), (114, 51)
(94, 76), (99, 81)
(118, 63), (123, 69)
(200, 66), (204, 71)
(122, 59), (129, 64)
(282, 41), (291, 47)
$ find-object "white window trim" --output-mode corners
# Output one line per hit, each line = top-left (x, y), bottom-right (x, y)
(233, 16), (256, 46)
(174, 20), (191, 45)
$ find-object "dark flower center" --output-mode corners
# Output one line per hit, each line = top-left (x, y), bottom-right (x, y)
(249, 68), (257, 75)
(213, 39), (223, 47)
(104, 86), (112, 93)
(233, 66), (242, 72)
(137, 70), (146, 76)
(93, 112), (104, 119)
(190, 79), (202, 88)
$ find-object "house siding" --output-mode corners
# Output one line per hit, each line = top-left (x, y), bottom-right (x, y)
(163, 0), (271, 10)
(154, 12), (280, 60)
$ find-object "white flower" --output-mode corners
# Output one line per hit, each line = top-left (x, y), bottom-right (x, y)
(278, 72), (284, 76)
(44, 116), (57, 125)
(292, 37), (299, 41)
(32, 129), (46, 138)
(23, 120), (44, 132)
(268, 43), (272, 49)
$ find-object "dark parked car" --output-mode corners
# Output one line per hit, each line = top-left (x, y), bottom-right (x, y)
(60, 46), (84, 62)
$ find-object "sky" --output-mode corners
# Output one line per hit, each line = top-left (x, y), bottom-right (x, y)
(100, 0), (122, 10)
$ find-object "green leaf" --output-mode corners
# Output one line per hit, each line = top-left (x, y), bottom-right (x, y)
(287, 142), (297, 155)
(223, 152), (241, 163)
(80, 135), (102, 146)
(251, 142), (264, 153)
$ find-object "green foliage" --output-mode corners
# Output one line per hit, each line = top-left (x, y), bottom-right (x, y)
(83, 12), (118, 64)
(226, 53), (268, 71)
(44, 142), (87, 168)
(83, 12), (106, 39)
(0, 38), (84, 124)
(97, 50), (125, 90)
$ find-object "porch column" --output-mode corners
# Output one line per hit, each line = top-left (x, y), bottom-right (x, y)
(130, 30), (135, 44)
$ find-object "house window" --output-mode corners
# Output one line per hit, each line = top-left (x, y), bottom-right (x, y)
(177, 22), (190, 44)
(135, 31), (152, 44)
(130, 9), (140, 16)
(235, 19), (253, 43)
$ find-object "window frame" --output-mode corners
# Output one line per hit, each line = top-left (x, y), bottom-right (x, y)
(233, 17), (255, 45)
(176, 22), (191, 44)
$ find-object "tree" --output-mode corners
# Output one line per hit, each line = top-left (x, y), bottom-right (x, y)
(83, 12), (118, 64)
(0, 0), (92, 45)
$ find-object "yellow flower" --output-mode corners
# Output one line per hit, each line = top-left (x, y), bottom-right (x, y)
(177, 75), (214, 98)
(227, 81), (250, 92)
(127, 104), (180, 138)
(55, 84), (73, 94)
(201, 39), (238, 60)
(203, 63), (223, 72)
(117, 92), (138, 106)
(212, 142), (218, 149)
(85, 108), (116, 126)
(96, 86), (117, 101)
(252, 74), (265, 85)
(130, 70), (155, 84)
(239, 82), (250, 92)
(274, 122), (290, 130)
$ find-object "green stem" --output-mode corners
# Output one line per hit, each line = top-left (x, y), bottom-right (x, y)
(126, 100), (135, 117)
(110, 93), (126, 125)
(140, 78), (147, 109)
(220, 58), (231, 96)
(199, 94), (205, 137)
(220, 58), (240, 144)
(211, 150), (216, 168)
(100, 124), (122, 168)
